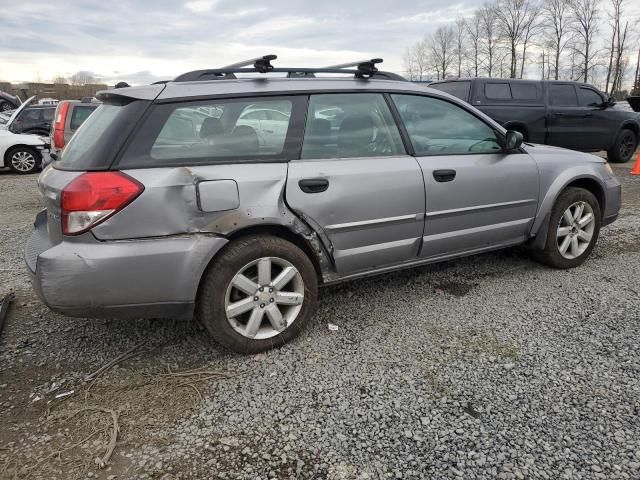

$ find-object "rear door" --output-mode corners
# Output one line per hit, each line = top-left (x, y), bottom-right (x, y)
(285, 93), (426, 275)
(390, 94), (539, 258)
(546, 83), (603, 150)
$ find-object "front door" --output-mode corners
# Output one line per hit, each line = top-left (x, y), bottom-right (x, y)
(390, 93), (539, 259)
(546, 83), (607, 150)
(286, 93), (426, 275)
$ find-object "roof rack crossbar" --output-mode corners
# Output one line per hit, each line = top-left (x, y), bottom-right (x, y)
(221, 54), (277, 72)
(172, 57), (407, 82)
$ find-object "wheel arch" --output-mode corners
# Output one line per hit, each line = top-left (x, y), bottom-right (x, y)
(529, 173), (606, 250)
(4, 144), (42, 165)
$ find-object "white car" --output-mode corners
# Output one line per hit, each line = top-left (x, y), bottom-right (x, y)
(0, 96), (49, 174)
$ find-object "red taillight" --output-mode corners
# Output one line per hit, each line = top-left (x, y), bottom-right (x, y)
(53, 101), (70, 149)
(61, 172), (144, 235)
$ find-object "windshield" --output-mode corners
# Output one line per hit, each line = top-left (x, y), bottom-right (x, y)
(55, 100), (149, 170)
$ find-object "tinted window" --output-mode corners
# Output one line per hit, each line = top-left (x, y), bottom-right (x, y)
(578, 88), (603, 107)
(70, 105), (98, 130)
(485, 83), (512, 100)
(42, 107), (55, 122)
(301, 93), (405, 160)
(22, 109), (41, 121)
(549, 84), (578, 107)
(120, 97), (302, 167)
(391, 94), (503, 155)
(428, 81), (471, 101)
(511, 83), (538, 100)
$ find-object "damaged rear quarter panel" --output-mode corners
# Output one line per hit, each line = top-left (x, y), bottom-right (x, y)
(90, 164), (334, 276)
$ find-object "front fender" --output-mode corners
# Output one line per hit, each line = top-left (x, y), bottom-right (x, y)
(529, 166), (607, 241)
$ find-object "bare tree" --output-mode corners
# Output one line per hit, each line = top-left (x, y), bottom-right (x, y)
(69, 71), (96, 86)
(606, 0), (631, 95)
(543, 0), (573, 79)
(520, 2), (542, 77)
(494, 0), (539, 78)
(52, 75), (68, 84)
(569, 0), (600, 83)
(454, 17), (467, 78)
(479, 4), (499, 77)
(632, 48), (640, 95)
(403, 42), (430, 81)
(427, 25), (456, 79)
(466, 11), (484, 77)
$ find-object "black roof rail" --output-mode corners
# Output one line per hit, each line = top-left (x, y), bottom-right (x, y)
(172, 55), (407, 82)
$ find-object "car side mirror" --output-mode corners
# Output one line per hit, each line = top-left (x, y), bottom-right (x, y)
(504, 130), (523, 151)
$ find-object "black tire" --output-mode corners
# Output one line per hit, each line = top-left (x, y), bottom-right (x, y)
(534, 187), (601, 269)
(607, 128), (637, 163)
(0, 101), (12, 112)
(6, 146), (41, 174)
(197, 235), (318, 354)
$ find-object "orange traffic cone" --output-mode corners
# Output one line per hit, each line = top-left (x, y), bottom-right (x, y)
(632, 151), (640, 175)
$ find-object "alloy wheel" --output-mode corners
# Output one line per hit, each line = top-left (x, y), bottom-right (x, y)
(225, 256), (304, 340)
(619, 133), (635, 161)
(556, 201), (595, 259)
(11, 150), (36, 172)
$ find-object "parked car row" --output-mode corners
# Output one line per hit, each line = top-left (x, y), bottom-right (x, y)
(0, 96), (99, 174)
(429, 78), (640, 163)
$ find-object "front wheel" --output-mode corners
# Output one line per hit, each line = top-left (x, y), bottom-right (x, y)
(198, 236), (318, 353)
(7, 146), (40, 174)
(607, 129), (637, 163)
(534, 187), (601, 269)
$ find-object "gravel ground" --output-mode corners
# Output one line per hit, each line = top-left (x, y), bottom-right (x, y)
(1, 163), (639, 480)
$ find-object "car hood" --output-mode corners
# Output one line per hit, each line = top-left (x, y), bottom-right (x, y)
(524, 143), (606, 164)
(0, 128), (45, 144)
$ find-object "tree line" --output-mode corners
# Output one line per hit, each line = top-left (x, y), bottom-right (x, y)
(404, 0), (640, 97)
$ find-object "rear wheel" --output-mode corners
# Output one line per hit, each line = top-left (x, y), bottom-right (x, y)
(534, 187), (601, 269)
(0, 101), (12, 112)
(198, 236), (318, 353)
(607, 128), (637, 163)
(7, 146), (40, 174)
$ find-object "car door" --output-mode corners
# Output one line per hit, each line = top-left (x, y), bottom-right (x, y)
(286, 93), (426, 275)
(390, 94), (539, 259)
(546, 83), (603, 150)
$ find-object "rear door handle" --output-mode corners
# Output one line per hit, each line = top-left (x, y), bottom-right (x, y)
(299, 178), (329, 193)
(433, 169), (456, 182)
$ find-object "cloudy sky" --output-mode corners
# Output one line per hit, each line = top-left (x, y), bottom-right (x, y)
(1, 0), (480, 84)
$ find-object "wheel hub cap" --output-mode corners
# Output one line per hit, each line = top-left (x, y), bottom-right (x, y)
(556, 201), (595, 260)
(11, 151), (36, 172)
(225, 256), (304, 340)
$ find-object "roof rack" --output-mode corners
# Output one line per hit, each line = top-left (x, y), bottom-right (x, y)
(172, 55), (406, 82)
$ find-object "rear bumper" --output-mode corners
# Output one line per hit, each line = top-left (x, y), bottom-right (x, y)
(25, 224), (228, 320)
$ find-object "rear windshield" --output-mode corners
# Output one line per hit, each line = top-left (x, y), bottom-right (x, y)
(55, 100), (149, 171)
(429, 81), (471, 101)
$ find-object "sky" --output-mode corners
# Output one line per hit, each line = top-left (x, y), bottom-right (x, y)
(0, 0), (480, 84)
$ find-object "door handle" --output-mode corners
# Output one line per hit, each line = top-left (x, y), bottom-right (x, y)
(433, 169), (456, 182)
(299, 178), (329, 193)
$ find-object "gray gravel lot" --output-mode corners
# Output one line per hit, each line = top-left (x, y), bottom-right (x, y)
(1, 164), (639, 479)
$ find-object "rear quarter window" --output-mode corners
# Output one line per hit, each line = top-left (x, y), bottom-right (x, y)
(485, 83), (512, 100)
(429, 81), (471, 101)
(119, 96), (306, 167)
(70, 105), (98, 130)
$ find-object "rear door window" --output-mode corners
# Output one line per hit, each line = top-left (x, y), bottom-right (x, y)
(511, 83), (538, 100)
(428, 81), (471, 101)
(300, 93), (405, 159)
(42, 107), (55, 122)
(120, 96), (305, 167)
(549, 84), (578, 107)
(70, 105), (98, 130)
(485, 83), (512, 100)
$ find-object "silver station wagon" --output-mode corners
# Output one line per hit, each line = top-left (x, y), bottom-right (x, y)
(26, 56), (621, 353)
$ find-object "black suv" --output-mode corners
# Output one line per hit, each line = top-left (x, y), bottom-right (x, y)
(429, 78), (640, 163)
(7, 104), (56, 136)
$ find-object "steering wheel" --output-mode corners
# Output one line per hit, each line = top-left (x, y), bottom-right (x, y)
(468, 137), (500, 153)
